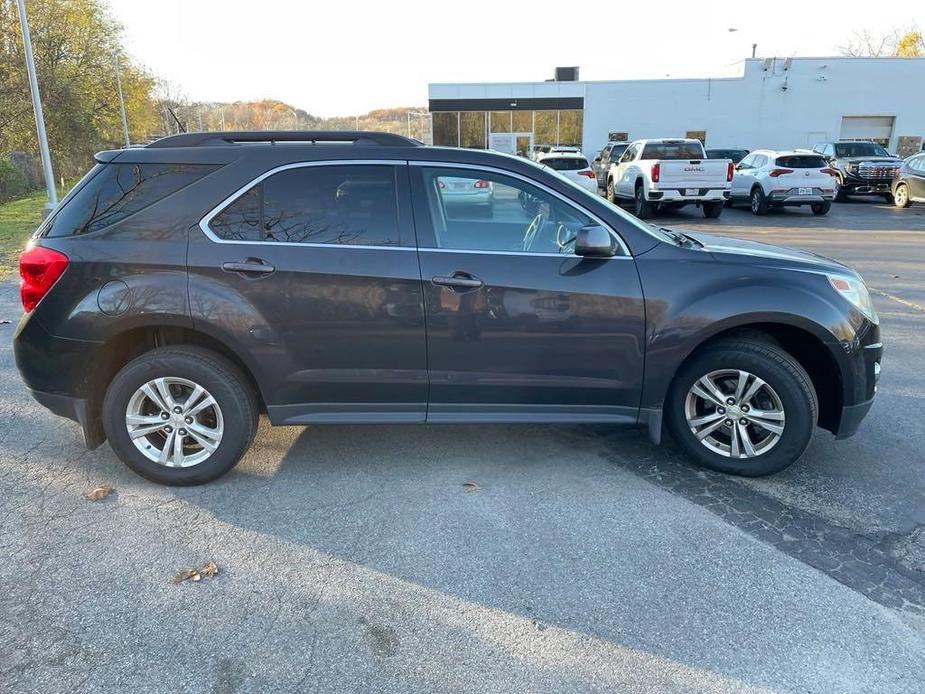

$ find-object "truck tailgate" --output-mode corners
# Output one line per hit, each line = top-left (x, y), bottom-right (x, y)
(658, 159), (730, 188)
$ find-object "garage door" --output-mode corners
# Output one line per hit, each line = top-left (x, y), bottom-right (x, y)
(840, 116), (895, 146)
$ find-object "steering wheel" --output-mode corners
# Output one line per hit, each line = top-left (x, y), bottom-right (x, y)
(521, 212), (546, 252)
(555, 223), (574, 251)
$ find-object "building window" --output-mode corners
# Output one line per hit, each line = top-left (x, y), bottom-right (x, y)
(489, 111), (512, 133)
(432, 112), (459, 147)
(686, 130), (707, 145)
(459, 112), (486, 149)
(533, 111), (557, 147)
(558, 110), (583, 147)
(511, 110), (533, 133)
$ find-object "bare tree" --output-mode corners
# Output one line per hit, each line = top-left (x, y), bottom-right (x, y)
(839, 26), (924, 56)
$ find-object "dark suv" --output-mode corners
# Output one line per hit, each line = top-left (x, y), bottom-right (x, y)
(15, 131), (882, 485)
(812, 141), (902, 202)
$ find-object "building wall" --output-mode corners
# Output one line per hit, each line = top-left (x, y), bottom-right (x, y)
(429, 57), (925, 157)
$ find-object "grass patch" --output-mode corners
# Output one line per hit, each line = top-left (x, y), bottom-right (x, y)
(0, 190), (48, 280)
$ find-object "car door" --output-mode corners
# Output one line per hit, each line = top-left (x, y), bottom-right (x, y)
(731, 153), (756, 198)
(408, 162), (646, 422)
(615, 143), (641, 198)
(910, 155), (925, 199)
(187, 161), (428, 424)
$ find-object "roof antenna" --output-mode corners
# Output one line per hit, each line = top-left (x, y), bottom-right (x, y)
(167, 106), (186, 133)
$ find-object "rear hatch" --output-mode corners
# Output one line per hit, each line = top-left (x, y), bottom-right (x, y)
(768, 154), (835, 193)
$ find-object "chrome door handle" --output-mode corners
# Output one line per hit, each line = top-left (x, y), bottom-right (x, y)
(432, 275), (483, 289)
(221, 259), (276, 277)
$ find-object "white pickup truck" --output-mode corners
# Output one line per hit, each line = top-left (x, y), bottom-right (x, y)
(605, 138), (733, 219)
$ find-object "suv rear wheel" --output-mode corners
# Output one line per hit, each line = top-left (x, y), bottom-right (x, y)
(665, 339), (817, 476)
(102, 346), (258, 485)
(750, 187), (769, 215)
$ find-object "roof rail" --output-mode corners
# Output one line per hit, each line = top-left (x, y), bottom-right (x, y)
(147, 130), (421, 149)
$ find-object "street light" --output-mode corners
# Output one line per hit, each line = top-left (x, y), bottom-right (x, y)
(15, 0), (57, 215)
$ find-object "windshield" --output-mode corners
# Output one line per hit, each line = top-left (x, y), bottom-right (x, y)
(834, 142), (890, 157)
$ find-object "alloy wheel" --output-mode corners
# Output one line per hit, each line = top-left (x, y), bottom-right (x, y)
(684, 369), (785, 459)
(125, 377), (224, 468)
(895, 185), (908, 206)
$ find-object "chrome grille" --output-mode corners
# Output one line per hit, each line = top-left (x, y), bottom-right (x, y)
(857, 162), (900, 180)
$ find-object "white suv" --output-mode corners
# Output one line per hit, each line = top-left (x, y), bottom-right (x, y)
(730, 150), (837, 215)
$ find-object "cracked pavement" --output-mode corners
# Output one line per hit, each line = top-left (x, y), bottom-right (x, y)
(1, 201), (924, 693)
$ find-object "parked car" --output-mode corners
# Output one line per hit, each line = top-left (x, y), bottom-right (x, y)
(706, 148), (749, 164)
(537, 152), (598, 192)
(730, 150), (837, 216)
(891, 152), (925, 208)
(606, 138), (732, 218)
(811, 141), (902, 202)
(592, 141), (629, 190)
(15, 130), (881, 485)
(437, 175), (495, 215)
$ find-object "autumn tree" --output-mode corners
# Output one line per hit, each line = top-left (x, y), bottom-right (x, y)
(0, 0), (160, 179)
(840, 26), (924, 57)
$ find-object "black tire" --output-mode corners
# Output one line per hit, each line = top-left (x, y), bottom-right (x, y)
(811, 201), (831, 216)
(634, 184), (655, 219)
(835, 182), (848, 202)
(664, 339), (818, 477)
(606, 178), (616, 203)
(102, 346), (258, 485)
(702, 201), (724, 218)
(881, 193), (894, 204)
(749, 187), (768, 215)
(894, 183), (912, 208)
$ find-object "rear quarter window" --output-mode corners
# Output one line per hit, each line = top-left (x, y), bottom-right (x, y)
(775, 155), (827, 168)
(44, 162), (217, 237)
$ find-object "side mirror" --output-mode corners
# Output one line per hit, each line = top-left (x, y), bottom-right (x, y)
(593, 156), (602, 163)
(574, 225), (616, 257)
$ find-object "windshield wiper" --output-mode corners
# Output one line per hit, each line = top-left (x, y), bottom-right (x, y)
(651, 225), (702, 248)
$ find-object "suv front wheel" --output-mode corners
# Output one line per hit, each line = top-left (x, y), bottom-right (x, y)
(665, 339), (817, 476)
(102, 346), (258, 485)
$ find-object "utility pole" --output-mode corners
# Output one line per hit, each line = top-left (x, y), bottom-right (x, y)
(113, 51), (130, 147)
(16, 0), (57, 214)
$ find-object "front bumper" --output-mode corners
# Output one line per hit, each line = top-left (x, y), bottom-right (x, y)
(832, 324), (881, 438)
(840, 175), (894, 195)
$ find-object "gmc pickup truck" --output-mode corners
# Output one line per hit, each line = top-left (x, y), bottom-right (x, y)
(606, 138), (733, 218)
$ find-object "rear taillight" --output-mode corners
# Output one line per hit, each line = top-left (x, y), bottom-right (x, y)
(768, 168), (794, 177)
(19, 245), (69, 312)
(473, 180), (490, 189)
(727, 162), (735, 182)
(651, 163), (660, 183)
(821, 168), (837, 176)
(578, 170), (596, 178)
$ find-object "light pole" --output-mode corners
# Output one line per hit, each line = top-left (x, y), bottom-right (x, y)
(16, 0), (57, 214)
(114, 51), (130, 147)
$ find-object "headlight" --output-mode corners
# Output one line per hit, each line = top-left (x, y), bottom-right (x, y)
(827, 274), (878, 323)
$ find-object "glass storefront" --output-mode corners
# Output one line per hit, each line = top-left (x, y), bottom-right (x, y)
(431, 109), (584, 153)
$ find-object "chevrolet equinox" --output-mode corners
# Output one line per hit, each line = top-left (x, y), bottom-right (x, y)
(14, 131), (881, 485)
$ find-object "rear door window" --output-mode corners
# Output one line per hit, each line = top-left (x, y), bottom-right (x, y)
(208, 164), (401, 246)
(776, 155), (827, 168)
(45, 162), (217, 237)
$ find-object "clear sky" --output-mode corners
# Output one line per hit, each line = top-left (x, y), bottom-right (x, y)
(106, 0), (919, 117)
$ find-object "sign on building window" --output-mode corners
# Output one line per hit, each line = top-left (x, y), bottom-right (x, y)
(608, 131), (629, 142)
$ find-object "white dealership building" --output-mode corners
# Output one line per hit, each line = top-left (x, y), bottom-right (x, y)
(427, 57), (925, 158)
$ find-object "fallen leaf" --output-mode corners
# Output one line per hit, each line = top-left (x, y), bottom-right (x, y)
(84, 484), (114, 501)
(171, 561), (220, 585)
(462, 481), (480, 493)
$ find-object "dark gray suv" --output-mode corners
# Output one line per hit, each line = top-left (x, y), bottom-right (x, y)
(15, 131), (882, 485)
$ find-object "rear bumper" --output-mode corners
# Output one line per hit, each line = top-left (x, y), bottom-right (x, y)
(767, 193), (835, 205)
(649, 188), (729, 202)
(15, 313), (106, 449)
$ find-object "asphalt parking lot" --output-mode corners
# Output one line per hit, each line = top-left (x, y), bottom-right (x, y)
(2, 200), (925, 693)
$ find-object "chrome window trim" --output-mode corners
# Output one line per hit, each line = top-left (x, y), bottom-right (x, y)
(409, 160), (632, 257)
(198, 159), (410, 248)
